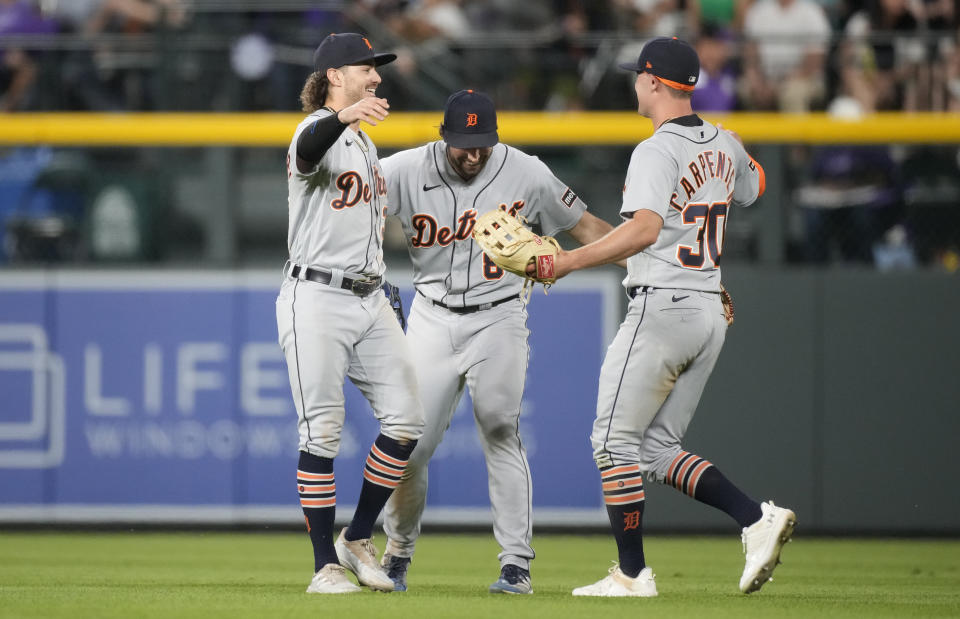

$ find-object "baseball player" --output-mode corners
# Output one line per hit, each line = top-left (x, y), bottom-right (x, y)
(376, 90), (616, 594)
(537, 38), (797, 597)
(275, 32), (424, 595)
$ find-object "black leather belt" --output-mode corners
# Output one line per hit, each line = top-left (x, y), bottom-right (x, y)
(286, 262), (382, 297)
(424, 292), (520, 314)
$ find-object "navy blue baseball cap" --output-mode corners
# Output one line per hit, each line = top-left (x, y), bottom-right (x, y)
(312, 33), (396, 73)
(619, 37), (699, 92)
(441, 90), (499, 149)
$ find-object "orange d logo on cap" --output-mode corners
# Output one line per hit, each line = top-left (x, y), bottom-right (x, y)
(441, 89), (499, 148)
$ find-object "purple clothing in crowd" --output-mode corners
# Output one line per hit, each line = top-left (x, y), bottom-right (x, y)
(691, 68), (738, 112)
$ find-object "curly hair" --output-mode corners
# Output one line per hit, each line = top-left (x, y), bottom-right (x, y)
(300, 71), (330, 113)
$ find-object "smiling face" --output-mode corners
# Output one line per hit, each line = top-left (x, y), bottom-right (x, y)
(445, 145), (493, 181)
(333, 62), (381, 105)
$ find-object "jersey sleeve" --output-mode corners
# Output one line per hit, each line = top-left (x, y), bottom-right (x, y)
(520, 153), (587, 236)
(730, 138), (765, 207)
(620, 142), (678, 220)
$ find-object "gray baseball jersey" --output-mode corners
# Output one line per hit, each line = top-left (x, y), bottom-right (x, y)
(379, 140), (588, 571)
(285, 108), (389, 277)
(620, 120), (762, 292)
(381, 141), (586, 305)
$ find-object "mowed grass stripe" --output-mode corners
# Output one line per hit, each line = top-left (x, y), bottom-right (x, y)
(1, 533), (958, 619)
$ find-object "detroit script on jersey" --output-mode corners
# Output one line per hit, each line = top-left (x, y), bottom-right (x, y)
(381, 142), (585, 305)
(408, 200), (524, 248)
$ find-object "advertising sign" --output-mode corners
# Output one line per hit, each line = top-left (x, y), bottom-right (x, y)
(0, 271), (621, 524)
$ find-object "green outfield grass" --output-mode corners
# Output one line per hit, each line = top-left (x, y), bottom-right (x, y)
(1, 532), (958, 619)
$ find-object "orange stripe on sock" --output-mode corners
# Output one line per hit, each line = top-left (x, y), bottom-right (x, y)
(300, 497), (336, 507)
(372, 444), (407, 467)
(675, 457), (700, 490)
(366, 457), (403, 477)
(686, 461), (712, 497)
(601, 464), (641, 479)
(364, 470), (399, 488)
(602, 478), (644, 491)
(604, 491), (645, 505)
(666, 451), (689, 482)
(297, 470), (334, 481)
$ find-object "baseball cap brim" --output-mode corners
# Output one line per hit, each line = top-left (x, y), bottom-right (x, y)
(442, 130), (499, 149)
(618, 61), (644, 72)
(370, 52), (397, 67)
(315, 51), (397, 72)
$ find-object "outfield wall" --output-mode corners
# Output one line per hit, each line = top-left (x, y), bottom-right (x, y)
(0, 268), (956, 533)
(0, 269), (620, 528)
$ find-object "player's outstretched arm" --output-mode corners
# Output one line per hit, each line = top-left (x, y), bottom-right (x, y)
(565, 212), (627, 269)
(536, 209), (662, 279)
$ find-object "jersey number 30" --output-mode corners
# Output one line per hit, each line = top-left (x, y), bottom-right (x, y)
(676, 200), (727, 269)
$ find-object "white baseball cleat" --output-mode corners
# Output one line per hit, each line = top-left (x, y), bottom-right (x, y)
(572, 565), (658, 597)
(306, 563), (361, 594)
(739, 500), (797, 594)
(334, 528), (395, 592)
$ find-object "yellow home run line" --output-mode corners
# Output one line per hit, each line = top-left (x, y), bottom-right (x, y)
(0, 112), (958, 146)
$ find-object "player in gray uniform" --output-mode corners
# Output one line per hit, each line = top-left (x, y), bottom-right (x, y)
(536, 38), (796, 597)
(377, 90), (616, 594)
(275, 32), (424, 595)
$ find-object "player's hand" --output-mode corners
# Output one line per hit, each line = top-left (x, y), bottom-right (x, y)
(337, 97), (390, 127)
(525, 249), (572, 280)
(716, 123), (743, 146)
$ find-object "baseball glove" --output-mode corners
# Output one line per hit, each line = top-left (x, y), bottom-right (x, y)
(720, 284), (735, 326)
(472, 209), (560, 295)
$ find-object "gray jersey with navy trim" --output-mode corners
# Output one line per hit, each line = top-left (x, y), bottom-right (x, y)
(620, 118), (762, 292)
(381, 141), (586, 306)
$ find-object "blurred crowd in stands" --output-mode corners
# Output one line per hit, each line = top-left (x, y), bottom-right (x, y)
(1, 0), (958, 113)
(0, 1), (958, 270)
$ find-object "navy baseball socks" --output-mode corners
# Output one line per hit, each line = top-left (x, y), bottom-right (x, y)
(600, 464), (647, 577)
(570, 463), (658, 597)
(345, 434), (417, 541)
(662, 451), (797, 594)
(665, 451), (762, 528)
(297, 451), (338, 572)
(330, 434), (417, 592)
(297, 436), (418, 573)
